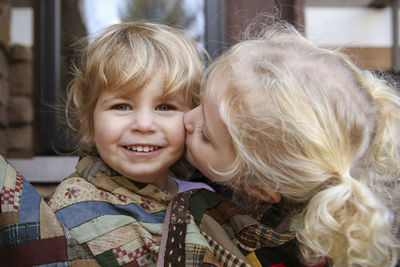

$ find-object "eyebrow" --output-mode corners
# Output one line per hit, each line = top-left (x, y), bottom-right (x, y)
(96, 93), (114, 106)
(162, 94), (188, 106)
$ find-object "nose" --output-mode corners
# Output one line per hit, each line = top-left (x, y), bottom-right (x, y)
(184, 106), (199, 134)
(132, 109), (156, 132)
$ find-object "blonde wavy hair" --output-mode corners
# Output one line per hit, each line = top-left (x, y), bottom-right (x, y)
(66, 21), (205, 155)
(206, 22), (400, 266)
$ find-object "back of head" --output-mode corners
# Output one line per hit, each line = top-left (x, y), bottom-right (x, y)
(211, 22), (400, 266)
(66, 21), (205, 155)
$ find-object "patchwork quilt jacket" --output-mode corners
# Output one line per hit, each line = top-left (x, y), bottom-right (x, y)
(0, 155), (328, 266)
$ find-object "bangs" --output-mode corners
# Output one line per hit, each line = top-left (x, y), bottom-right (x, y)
(100, 56), (182, 102)
(78, 21), (202, 109)
(91, 33), (158, 94)
(101, 62), (155, 99)
(90, 36), (196, 106)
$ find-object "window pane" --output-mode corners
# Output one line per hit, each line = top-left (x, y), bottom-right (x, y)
(82, 0), (204, 44)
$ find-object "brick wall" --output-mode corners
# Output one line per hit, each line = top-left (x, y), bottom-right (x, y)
(8, 45), (33, 158)
(0, 0), (33, 159)
(0, 0), (10, 157)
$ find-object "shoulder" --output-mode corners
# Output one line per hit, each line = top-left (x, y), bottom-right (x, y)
(185, 190), (317, 267)
(49, 173), (97, 212)
(53, 173), (93, 196)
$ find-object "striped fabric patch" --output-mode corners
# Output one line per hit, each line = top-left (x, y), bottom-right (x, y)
(203, 232), (251, 267)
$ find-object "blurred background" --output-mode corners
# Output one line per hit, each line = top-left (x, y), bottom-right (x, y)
(1, 0), (398, 197)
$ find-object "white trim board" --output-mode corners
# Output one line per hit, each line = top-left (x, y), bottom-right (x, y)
(7, 156), (78, 183)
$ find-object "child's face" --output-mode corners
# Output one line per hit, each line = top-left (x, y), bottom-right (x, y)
(184, 69), (235, 182)
(93, 72), (189, 189)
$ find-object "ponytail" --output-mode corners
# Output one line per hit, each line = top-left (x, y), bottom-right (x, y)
(298, 171), (398, 266)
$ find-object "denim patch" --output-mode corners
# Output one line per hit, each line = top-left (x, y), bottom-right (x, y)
(55, 201), (166, 229)
(19, 178), (41, 223)
(34, 262), (69, 267)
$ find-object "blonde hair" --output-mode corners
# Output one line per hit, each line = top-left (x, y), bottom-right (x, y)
(66, 21), (205, 154)
(207, 22), (400, 266)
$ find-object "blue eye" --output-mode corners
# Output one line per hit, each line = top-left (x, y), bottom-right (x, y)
(113, 104), (131, 110)
(156, 104), (175, 111)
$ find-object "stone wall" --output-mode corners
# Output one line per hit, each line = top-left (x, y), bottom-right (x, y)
(0, 0), (33, 158)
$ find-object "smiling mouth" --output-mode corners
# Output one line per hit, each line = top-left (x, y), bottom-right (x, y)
(125, 145), (160, 152)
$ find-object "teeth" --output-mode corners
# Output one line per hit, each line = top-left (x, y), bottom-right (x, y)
(126, 145), (158, 152)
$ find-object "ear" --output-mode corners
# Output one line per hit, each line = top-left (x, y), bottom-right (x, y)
(244, 184), (281, 203)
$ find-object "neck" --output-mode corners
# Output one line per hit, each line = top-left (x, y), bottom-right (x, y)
(165, 176), (178, 196)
